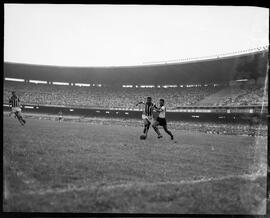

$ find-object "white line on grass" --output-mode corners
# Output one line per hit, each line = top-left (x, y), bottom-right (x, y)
(24, 172), (265, 196)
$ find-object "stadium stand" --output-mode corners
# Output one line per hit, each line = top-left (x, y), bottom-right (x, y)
(197, 85), (267, 106)
(4, 81), (267, 109)
(3, 50), (268, 109)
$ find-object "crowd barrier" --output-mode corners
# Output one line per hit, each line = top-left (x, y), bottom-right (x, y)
(3, 104), (268, 124)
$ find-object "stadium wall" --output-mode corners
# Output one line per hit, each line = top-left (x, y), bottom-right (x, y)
(3, 104), (267, 124)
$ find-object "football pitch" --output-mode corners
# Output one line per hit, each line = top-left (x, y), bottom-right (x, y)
(3, 115), (267, 214)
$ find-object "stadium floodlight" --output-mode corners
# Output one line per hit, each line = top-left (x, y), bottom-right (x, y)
(5, 77), (24, 82)
(123, 85), (133, 88)
(24, 106), (34, 109)
(29, 80), (47, 84)
(53, 82), (69, 86)
(75, 83), (90, 87)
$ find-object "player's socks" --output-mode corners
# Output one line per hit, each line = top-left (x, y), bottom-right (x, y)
(152, 125), (161, 136)
(158, 135), (163, 139)
(20, 116), (25, 123)
(165, 129), (174, 139)
(145, 129), (149, 138)
(20, 118), (25, 125)
(143, 126), (147, 134)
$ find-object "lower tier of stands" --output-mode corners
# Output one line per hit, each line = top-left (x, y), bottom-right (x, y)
(4, 81), (267, 108)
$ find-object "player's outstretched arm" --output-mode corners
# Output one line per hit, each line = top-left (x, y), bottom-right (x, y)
(135, 101), (144, 106)
(154, 105), (164, 112)
(152, 104), (159, 111)
(154, 108), (162, 112)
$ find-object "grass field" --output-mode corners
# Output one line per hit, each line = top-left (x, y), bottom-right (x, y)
(3, 114), (267, 214)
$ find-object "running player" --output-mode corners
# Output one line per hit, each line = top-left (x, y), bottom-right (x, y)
(9, 91), (26, 125)
(58, 110), (63, 122)
(152, 99), (174, 140)
(136, 97), (157, 139)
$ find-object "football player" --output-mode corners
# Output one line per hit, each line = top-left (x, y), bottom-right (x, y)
(9, 91), (26, 125)
(136, 97), (157, 139)
(152, 99), (174, 140)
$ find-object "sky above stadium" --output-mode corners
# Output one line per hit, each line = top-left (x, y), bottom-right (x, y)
(4, 4), (269, 67)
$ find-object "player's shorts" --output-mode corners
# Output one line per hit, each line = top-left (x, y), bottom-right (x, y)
(156, 117), (167, 126)
(142, 114), (153, 123)
(11, 107), (21, 113)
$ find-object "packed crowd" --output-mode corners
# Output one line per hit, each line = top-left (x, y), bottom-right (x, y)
(232, 86), (267, 106)
(4, 81), (267, 108)
(205, 85), (267, 107)
(4, 81), (221, 108)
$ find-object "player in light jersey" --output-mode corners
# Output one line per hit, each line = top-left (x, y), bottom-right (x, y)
(136, 97), (157, 139)
(152, 99), (174, 140)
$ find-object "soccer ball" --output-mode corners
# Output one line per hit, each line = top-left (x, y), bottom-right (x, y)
(140, 135), (146, 140)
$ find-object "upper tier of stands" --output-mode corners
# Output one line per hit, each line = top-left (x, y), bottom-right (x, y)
(4, 81), (267, 109)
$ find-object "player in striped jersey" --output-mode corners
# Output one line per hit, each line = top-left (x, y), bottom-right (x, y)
(58, 110), (63, 122)
(136, 97), (157, 139)
(152, 99), (174, 140)
(9, 91), (26, 125)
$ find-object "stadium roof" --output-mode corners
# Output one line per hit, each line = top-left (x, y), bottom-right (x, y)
(4, 51), (268, 85)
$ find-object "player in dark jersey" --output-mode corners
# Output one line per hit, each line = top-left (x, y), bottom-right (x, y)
(152, 99), (174, 140)
(9, 91), (26, 125)
(136, 97), (157, 139)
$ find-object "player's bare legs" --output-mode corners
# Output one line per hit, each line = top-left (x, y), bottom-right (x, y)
(152, 121), (162, 138)
(143, 119), (151, 138)
(15, 111), (26, 125)
(163, 125), (174, 140)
